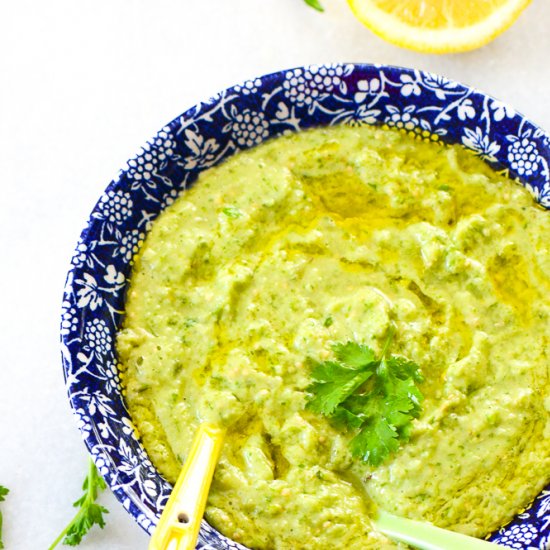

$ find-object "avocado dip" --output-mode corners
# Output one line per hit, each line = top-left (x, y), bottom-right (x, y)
(117, 125), (550, 549)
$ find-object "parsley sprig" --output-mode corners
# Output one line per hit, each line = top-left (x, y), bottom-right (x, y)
(306, 328), (424, 466)
(49, 459), (109, 548)
(0, 485), (9, 549)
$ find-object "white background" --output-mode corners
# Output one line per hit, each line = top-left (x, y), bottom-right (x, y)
(0, 1), (549, 548)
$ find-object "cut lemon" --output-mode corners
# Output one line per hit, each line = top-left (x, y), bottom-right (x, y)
(347, 0), (532, 53)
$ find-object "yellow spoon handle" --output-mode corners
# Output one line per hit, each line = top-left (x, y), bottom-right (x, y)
(149, 423), (225, 550)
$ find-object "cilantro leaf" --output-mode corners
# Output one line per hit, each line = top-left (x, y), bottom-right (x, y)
(332, 341), (376, 369)
(306, 333), (424, 466)
(306, 359), (374, 416)
(304, 0), (324, 12)
(331, 404), (364, 430)
(0, 485), (8, 550)
(384, 356), (425, 384)
(48, 459), (109, 549)
(350, 415), (400, 466)
(378, 357), (424, 418)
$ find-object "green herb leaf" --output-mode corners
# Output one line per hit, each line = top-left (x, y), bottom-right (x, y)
(323, 316), (333, 328)
(304, 0), (324, 12)
(48, 459), (109, 549)
(331, 406), (364, 430)
(0, 485), (9, 550)
(349, 415), (400, 466)
(306, 359), (374, 416)
(306, 332), (424, 466)
(222, 206), (243, 219)
(332, 341), (376, 369)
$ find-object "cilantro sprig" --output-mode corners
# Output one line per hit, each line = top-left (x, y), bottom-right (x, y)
(0, 485), (9, 549)
(49, 459), (109, 548)
(304, 0), (324, 12)
(306, 329), (424, 466)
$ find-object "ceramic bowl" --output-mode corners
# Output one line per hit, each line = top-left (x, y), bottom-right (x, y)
(61, 63), (550, 549)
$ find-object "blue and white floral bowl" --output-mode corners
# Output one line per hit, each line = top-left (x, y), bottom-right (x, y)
(61, 64), (550, 550)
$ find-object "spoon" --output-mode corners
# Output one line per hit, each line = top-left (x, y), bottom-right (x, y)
(148, 423), (225, 550)
(149, 422), (499, 550)
(374, 510), (499, 549)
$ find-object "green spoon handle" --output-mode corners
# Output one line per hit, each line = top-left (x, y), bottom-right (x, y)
(375, 510), (500, 550)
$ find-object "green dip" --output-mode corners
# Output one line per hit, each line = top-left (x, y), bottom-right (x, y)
(117, 125), (550, 549)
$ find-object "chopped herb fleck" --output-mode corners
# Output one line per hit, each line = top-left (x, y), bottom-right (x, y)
(222, 206), (243, 219)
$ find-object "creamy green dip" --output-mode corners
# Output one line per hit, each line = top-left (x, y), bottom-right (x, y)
(118, 125), (550, 549)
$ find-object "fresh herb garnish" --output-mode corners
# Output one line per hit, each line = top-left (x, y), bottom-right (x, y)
(0, 485), (9, 549)
(304, 0), (324, 12)
(306, 328), (424, 466)
(49, 459), (109, 549)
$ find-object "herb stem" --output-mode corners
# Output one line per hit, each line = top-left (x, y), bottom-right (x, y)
(381, 323), (396, 359)
(48, 521), (70, 550)
(48, 458), (108, 549)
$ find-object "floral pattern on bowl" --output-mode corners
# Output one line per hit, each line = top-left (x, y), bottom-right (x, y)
(61, 63), (550, 550)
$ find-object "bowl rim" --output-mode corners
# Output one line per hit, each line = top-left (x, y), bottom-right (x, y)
(61, 62), (550, 549)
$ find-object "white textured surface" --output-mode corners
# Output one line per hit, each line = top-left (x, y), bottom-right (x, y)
(0, 1), (548, 549)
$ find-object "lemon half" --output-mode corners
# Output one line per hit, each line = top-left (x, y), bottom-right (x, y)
(347, 0), (532, 53)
